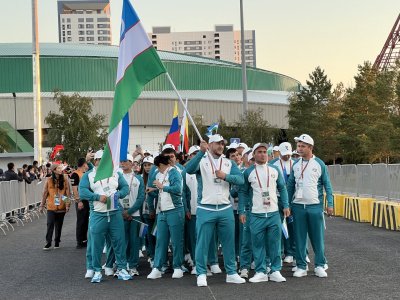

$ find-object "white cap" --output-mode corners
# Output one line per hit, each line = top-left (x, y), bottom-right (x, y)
(126, 154), (134, 162)
(162, 144), (175, 151)
(142, 156), (154, 165)
(242, 146), (252, 155)
(188, 145), (200, 156)
(226, 142), (239, 149)
(152, 151), (160, 157)
(292, 150), (299, 155)
(208, 134), (225, 143)
(252, 143), (269, 153)
(273, 146), (280, 152)
(279, 142), (292, 156)
(248, 152), (254, 161)
(143, 149), (151, 154)
(237, 142), (248, 149)
(294, 134), (314, 146)
(94, 150), (103, 160)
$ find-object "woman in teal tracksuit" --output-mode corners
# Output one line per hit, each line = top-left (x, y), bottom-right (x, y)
(146, 155), (185, 280)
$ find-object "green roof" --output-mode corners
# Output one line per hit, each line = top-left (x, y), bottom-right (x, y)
(0, 43), (301, 93)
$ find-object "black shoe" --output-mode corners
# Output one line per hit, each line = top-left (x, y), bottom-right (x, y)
(43, 243), (51, 251)
(54, 242), (60, 249)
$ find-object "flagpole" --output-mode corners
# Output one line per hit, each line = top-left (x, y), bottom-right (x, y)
(166, 73), (203, 141)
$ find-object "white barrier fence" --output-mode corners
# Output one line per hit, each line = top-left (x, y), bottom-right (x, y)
(327, 164), (400, 201)
(0, 179), (46, 235)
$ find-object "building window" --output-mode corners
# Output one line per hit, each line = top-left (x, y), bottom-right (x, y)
(97, 24), (110, 28)
(86, 24), (94, 28)
(86, 30), (94, 35)
(215, 50), (220, 54)
(78, 18), (84, 22)
(98, 36), (111, 41)
(203, 35), (206, 38)
(78, 24), (84, 29)
(76, 10), (83, 14)
(214, 39), (219, 43)
(86, 10), (93, 14)
(67, 31), (71, 36)
(215, 45), (220, 49)
(79, 37), (85, 41)
(62, 31), (65, 36)
(62, 37), (65, 42)
(87, 37), (94, 41)
(97, 18), (110, 22)
(152, 34), (157, 39)
(62, 25), (65, 30)
(215, 56), (220, 60)
(152, 41), (157, 45)
(67, 18), (71, 23)
(67, 37), (72, 42)
(214, 33), (219, 37)
(67, 24), (71, 29)
(78, 31), (85, 35)
(62, 18), (65, 23)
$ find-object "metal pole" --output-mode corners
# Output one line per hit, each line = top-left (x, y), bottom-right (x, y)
(240, 0), (248, 115)
(32, 0), (42, 163)
(13, 93), (17, 152)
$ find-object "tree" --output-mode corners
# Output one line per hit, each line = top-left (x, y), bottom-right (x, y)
(287, 67), (334, 161)
(0, 127), (9, 152)
(45, 92), (107, 164)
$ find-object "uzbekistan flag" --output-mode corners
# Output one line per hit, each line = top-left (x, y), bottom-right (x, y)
(95, 0), (166, 181)
(165, 101), (180, 150)
(179, 105), (189, 153)
(138, 222), (149, 238)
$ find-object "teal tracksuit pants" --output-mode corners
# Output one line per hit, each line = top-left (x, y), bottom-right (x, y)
(195, 205), (236, 275)
(154, 207), (185, 270)
(143, 215), (156, 260)
(292, 203), (327, 270)
(239, 210), (253, 270)
(250, 211), (282, 274)
(89, 211), (127, 272)
(125, 216), (142, 269)
(86, 224), (93, 270)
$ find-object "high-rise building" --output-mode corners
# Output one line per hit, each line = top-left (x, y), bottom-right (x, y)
(57, 0), (111, 45)
(149, 25), (256, 67)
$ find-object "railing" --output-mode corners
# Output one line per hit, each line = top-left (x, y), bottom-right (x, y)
(0, 179), (46, 235)
(327, 164), (400, 201)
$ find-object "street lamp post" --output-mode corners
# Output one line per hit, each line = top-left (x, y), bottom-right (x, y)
(240, 0), (248, 116)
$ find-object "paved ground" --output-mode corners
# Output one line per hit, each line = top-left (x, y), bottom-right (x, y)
(1, 208), (400, 300)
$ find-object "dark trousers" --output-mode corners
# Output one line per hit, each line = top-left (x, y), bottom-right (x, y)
(46, 211), (66, 244)
(75, 201), (90, 245)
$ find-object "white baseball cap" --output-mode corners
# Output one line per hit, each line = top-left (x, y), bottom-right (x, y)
(188, 145), (200, 156)
(279, 142), (292, 156)
(292, 150), (299, 155)
(142, 156), (154, 165)
(252, 143), (269, 153)
(226, 142), (239, 149)
(273, 146), (280, 152)
(143, 149), (151, 155)
(162, 144), (175, 151)
(248, 152), (254, 161)
(294, 134), (314, 146)
(94, 150), (103, 160)
(237, 142), (248, 149)
(208, 134), (226, 144)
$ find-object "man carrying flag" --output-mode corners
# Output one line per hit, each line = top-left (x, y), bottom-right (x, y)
(79, 150), (131, 283)
(94, 0), (166, 183)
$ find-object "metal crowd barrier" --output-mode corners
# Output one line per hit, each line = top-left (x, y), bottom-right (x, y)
(327, 164), (400, 201)
(0, 179), (46, 235)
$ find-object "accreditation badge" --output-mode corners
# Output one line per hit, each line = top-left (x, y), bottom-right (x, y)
(296, 180), (304, 198)
(122, 197), (130, 209)
(54, 194), (60, 206)
(262, 190), (271, 207)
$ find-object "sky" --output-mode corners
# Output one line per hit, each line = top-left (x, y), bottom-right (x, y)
(1, 0), (399, 86)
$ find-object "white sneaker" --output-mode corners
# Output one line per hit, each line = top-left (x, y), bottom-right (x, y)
(85, 269), (94, 279)
(314, 266), (328, 278)
(240, 269), (249, 279)
(324, 264), (329, 270)
(306, 256), (311, 263)
(249, 272), (268, 283)
(292, 265), (309, 272)
(269, 271), (286, 282)
(91, 271), (102, 283)
(292, 259), (297, 267)
(226, 273), (246, 284)
(250, 261), (256, 270)
(147, 268), (162, 279)
(191, 266), (197, 275)
(172, 268), (184, 279)
(197, 274), (207, 287)
(117, 269), (132, 281)
(283, 256), (294, 264)
(210, 264), (222, 274)
(206, 267), (212, 276)
(139, 250), (144, 258)
(149, 259), (154, 268)
(104, 267), (114, 276)
(293, 268), (307, 277)
(129, 268), (139, 276)
(266, 266), (271, 274)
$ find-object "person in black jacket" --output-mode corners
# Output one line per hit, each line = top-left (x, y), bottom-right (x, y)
(4, 162), (23, 181)
(0, 168), (5, 181)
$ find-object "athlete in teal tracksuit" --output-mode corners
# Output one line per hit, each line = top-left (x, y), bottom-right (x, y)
(239, 143), (290, 283)
(185, 135), (245, 287)
(79, 150), (131, 283)
(287, 134), (333, 278)
(147, 155), (185, 279)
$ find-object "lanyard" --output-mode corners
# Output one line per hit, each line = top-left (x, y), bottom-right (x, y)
(254, 164), (270, 189)
(279, 159), (292, 174)
(300, 159), (310, 179)
(160, 167), (171, 185)
(208, 155), (223, 175)
(127, 172), (135, 194)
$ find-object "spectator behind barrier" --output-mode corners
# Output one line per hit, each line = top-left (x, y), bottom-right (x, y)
(4, 162), (23, 181)
(0, 168), (5, 181)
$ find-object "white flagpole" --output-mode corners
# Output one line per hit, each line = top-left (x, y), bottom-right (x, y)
(179, 98), (189, 152)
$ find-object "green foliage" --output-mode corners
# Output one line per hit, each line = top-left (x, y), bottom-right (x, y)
(0, 127), (9, 152)
(45, 92), (107, 164)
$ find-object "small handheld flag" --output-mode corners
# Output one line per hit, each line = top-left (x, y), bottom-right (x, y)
(206, 122), (219, 136)
(151, 219), (157, 236)
(281, 219), (289, 239)
(138, 222), (149, 238)
(107, 193), (119, 211)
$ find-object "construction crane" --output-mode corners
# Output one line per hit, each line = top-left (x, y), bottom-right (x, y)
(373, 13), (400, 71)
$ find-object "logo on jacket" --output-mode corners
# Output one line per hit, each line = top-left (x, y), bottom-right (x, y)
(271, 174), (276, 178)
(312, 168), (317, 172)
